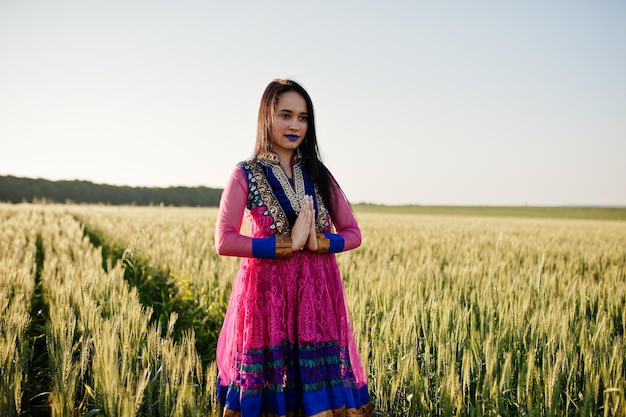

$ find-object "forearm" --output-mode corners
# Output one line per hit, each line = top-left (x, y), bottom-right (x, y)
(216, 231), (293, 259)
(215, 165), (295, 259)
(314, 183), (362, 254)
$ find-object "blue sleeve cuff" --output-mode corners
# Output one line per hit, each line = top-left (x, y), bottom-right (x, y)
(252, 237), (276, 258)
(324, 233), (345, 253)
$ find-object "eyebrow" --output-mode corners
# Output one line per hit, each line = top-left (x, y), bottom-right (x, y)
(278, 109), (308, 115)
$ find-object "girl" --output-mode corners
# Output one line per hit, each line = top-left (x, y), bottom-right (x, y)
(215, 79), (372, 417)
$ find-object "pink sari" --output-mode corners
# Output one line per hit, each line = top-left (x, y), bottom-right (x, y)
(215, 158), (372, 417)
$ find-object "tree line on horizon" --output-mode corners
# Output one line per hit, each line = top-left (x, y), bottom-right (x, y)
(0, 175), (223, 206)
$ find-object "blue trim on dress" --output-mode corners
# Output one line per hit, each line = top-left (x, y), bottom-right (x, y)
(217, 340), (371, 415)
(252, 236), (276, 258)
(324, 232), (345, 253)
(219, 384), (371, 416)
(265, 163), (317, 227)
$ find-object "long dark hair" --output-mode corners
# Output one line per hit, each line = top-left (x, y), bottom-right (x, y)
(254, 79), (340, 219)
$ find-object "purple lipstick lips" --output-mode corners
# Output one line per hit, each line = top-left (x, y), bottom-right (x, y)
(285, 135), (299, 141)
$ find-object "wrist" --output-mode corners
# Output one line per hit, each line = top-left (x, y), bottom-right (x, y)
(276, 236), (294, 258)
(315, 233), (330, 253)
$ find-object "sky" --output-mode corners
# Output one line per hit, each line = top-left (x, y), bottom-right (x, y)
(1, 0), (625, 206)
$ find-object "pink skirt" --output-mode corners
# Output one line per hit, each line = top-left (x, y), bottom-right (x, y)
(216, 251), (372, 416)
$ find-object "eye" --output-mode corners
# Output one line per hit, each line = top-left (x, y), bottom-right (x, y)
(281, 113), (291, 119)
(299, 115), (308, 122)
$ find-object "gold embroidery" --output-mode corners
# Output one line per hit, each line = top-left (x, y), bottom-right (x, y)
(313, 184), (331, 232)
(270, 162), (306, 213)
(247, 153), (332, 236)
(247, 159), (289, 236)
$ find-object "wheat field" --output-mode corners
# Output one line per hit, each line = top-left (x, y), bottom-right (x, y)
(1, 203), (624, 416)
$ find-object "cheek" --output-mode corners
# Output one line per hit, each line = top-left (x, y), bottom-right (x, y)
(273, 119), (286, 134)
(270, 121), (282, 138)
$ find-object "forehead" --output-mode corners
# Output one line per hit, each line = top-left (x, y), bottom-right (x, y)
(276, 91), (307, 112)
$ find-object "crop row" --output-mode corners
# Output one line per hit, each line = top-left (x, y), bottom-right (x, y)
(68, 205), (626, 416)
(2, 203), (626, 416)
(1, 205), (220, 416)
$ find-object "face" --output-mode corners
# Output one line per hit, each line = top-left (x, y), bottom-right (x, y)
(271, 91), (308, 156)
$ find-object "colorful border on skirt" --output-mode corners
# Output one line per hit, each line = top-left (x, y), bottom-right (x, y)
(218, 384), (372, 417)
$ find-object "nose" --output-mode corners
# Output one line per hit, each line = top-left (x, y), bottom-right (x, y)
(289, 118), (300, 131)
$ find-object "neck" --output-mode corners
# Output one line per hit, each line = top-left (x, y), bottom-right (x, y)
(272, 148), (294, 167)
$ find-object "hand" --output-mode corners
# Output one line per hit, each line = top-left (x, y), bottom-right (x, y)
(291, 196), (314, 251)
(305, 196), (319, 251)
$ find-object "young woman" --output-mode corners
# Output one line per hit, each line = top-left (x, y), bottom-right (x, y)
(215, 79), (372, 417)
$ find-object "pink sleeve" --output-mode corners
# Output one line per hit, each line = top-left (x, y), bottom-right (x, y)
(329, 180), (362, 251)
(214, 165), (254, 257)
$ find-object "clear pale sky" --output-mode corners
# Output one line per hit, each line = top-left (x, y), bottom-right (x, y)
(1, 1), (624, 206)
